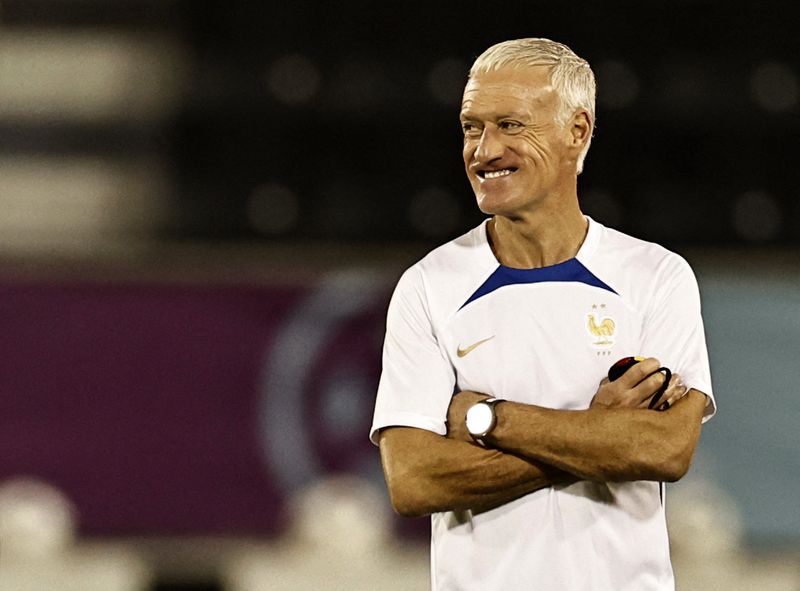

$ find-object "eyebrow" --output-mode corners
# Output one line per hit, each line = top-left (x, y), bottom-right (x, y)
(459, 111), (528, 122)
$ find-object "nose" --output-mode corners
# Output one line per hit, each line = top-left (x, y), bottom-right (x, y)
(474, 125), (504, 164)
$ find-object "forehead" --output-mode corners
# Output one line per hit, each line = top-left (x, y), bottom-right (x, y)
(460, 65), (558, 118)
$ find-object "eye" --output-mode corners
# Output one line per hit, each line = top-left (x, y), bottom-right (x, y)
(498, 120), (524, 133)
(461, 122), (482, 138)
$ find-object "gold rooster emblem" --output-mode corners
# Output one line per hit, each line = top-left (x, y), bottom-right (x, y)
(587, 314), (615, 346)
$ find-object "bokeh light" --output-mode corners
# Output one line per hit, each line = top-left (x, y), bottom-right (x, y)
(750, 61), (799, 112)
(267, 54), (321, 105)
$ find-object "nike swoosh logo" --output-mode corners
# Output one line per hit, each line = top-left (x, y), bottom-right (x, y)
(457, 336), (495, 358)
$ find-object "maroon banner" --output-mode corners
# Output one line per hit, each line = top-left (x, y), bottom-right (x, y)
(0, 272), (394, 536)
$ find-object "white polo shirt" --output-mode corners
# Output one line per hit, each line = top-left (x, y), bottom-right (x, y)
(371, 217), (715, 591)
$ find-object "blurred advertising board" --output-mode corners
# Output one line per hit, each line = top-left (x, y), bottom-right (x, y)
(0, 271), (392, 536)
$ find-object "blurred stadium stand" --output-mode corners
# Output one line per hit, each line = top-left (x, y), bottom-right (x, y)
(0, 1), (798, 589)
(1, 0), (799, 251)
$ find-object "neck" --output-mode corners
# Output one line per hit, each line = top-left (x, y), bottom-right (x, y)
(487, 199), (588, 269)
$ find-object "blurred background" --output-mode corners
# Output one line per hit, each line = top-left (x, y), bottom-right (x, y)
(0, 1), (798, 589)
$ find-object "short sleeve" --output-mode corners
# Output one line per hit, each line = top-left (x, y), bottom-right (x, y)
(640, 254), (716, 422)
(369, 265), (456, 444)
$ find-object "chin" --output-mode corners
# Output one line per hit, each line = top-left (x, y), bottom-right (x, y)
(475, 192), (516, 217)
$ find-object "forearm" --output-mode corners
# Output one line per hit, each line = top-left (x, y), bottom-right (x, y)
(487, 390), (706, 482)
(379, 426), (569, 517)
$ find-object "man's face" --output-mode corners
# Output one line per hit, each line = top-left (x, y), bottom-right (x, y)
(460, 66), (571, 217)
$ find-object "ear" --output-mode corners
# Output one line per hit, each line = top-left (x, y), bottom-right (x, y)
(568, 110), (592, 150)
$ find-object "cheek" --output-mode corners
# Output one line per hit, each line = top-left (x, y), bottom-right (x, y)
(520, 132), (558, 162)
(463, 144), (476, 170)
(463, 150), (475, 183)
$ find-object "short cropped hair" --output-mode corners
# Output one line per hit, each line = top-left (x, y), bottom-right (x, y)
(469, 38), (596, 174)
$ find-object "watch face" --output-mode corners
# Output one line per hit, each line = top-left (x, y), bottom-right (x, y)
(466, 402), (494, 436)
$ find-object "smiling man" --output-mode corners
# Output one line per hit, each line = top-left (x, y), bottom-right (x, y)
(370, 38), (716, 590)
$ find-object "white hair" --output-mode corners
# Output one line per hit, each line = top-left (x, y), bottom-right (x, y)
(469, 38), (596, 174)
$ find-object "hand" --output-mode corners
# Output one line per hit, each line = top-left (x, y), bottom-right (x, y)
(446, 390), (491, 442)
(591, 357), (687, 410)
(652, 373), (689, 410)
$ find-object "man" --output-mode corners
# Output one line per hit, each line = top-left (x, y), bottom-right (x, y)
(370, 38), (716, 590)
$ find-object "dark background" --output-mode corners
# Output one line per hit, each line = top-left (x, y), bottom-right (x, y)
(1, 1), (799, 248)
(0, 2), (798, 590)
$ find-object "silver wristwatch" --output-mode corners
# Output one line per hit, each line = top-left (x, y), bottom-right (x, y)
(465, 398), (505, 446)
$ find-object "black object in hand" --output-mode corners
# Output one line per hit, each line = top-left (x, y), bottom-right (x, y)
(608, 356), (671, 410)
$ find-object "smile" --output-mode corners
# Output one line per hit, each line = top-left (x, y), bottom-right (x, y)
(479, 168), (517, 179)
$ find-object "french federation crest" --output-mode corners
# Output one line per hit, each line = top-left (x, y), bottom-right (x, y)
(587, 303), (615, 352)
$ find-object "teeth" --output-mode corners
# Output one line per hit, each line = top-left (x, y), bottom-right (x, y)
(484, 169), (513, 179)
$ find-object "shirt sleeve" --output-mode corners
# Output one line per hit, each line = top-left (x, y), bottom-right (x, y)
(640, 253), (716, 422)
(369, 265), (457, 445)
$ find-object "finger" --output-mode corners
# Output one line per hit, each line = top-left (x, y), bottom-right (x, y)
(631, 369), (668, 406)
(663, 373), (681, 397)
(674, 375), (688, 398)
(618, 357), (661, 388)
(653, 376), (677, 410)
(664, 377), (690, 409)
(652, 373), (686, 409)
(660, 386), (687, 410)
(649, 368), (672, 409)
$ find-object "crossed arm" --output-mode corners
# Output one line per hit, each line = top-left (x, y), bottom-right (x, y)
(379, 358), (708, 517)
